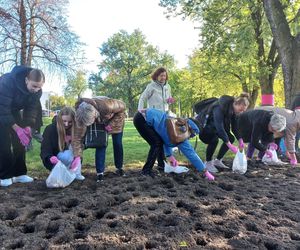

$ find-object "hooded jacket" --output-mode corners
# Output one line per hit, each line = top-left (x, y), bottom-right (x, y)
(237, 109), (274, 152)
(72, 97), (126, 157)
(138, 80), (172, 112)
(206, 95), (239, 143)
(257, 106), (300, 153)
(145, 108), (205, 172)
(0, 66), (42, 127)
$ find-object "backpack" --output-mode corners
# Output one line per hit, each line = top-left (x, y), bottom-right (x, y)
(193, 97), (218, 131)
(166, 117), (191, 144)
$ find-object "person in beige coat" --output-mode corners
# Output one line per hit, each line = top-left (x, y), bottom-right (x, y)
(71, 97), (126, 182)
(257, 106), (300, 166)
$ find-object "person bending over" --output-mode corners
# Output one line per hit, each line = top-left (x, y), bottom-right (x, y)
(72, 97), (126, 182)
(0, 66), (45, 187)
(133, 108), (214, 180)
(195, 93), (250, 173)
(237, 109), (286, 161)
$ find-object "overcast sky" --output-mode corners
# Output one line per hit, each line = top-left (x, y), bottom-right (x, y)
(43, 0), (200, 94)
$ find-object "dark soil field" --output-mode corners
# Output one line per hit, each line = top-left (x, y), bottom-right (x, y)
(1, 161), (300, 250)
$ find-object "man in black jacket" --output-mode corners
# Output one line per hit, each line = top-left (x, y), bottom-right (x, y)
(0, 65), (45, 187)
(237, 109), (286, 160)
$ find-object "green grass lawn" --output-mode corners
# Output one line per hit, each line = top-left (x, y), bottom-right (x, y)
(26, 118), (229, 176)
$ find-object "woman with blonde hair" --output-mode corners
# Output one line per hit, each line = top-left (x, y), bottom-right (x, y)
(40, 107), (84, 180)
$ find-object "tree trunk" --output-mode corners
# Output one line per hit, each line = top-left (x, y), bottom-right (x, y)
(127, 87), (136, 118)
(19, 0), (27, 65)
(250, 0), (277, 105)
(27, 12), (35, 66)
(263, 0), (299, 108)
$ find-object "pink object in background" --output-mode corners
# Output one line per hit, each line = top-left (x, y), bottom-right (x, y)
(261, 94), (274, 106)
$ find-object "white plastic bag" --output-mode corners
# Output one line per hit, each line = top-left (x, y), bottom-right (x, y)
(46, 161), (76, 188)
(232, 150), (247, 174)
(164, 161), (189, 174)
(262, 148), (287, 165)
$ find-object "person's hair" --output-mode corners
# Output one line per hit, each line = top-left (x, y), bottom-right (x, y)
(234, 92), (250, 107)
(151, 67), (168, 81)
(269, 114), (286, 132)
(28, 69), (45, 83)
(56, 107), (76, 152)
(75, 102), (98, 127)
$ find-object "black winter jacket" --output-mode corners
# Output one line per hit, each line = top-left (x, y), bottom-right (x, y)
(237, 109), (274, 152)
(205, 95), (239, 143)
(0, 66), (42, 127)
(40, 118), (60, 170)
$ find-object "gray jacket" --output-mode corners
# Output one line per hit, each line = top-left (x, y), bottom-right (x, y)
(138, 81), (172, 112)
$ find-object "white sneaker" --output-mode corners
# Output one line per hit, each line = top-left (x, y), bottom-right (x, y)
(214, 159), (229, 169)
(75, 174), (85, 181)
(12, 175), (33, 183)
(205, 161), (219, 173)
(0, 178), (13, 187)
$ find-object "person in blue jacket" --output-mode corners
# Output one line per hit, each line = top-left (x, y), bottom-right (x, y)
(133, 108), (214, 180)
(0, 65), (45, 187)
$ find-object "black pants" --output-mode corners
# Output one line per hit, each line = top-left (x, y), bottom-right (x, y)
(199, 126), (235, 161)
(0, 125), (27, 179)
(133, 112), (165, 173)
(33, 102), (43, 133)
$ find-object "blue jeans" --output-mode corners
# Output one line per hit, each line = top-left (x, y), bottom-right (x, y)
(95, 132), (123, 174)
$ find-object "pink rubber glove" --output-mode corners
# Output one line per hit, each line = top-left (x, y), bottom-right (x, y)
(105, 125), (113, 132)
(23, 127), (32, 138)
(15, 127), (30, 146)
(204, 170), (215, 181)
(268, 142), (278, 151)
(238, 138), (244, 149)
(169, 155), (178, 167)
(265, 150), (273, 158)
(289, 153), (297, 166)
(50, 156), (59, 165)
(166, 97), (175, 104)
(70, 156), (80, 171)
(226, 142), (238, 154)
